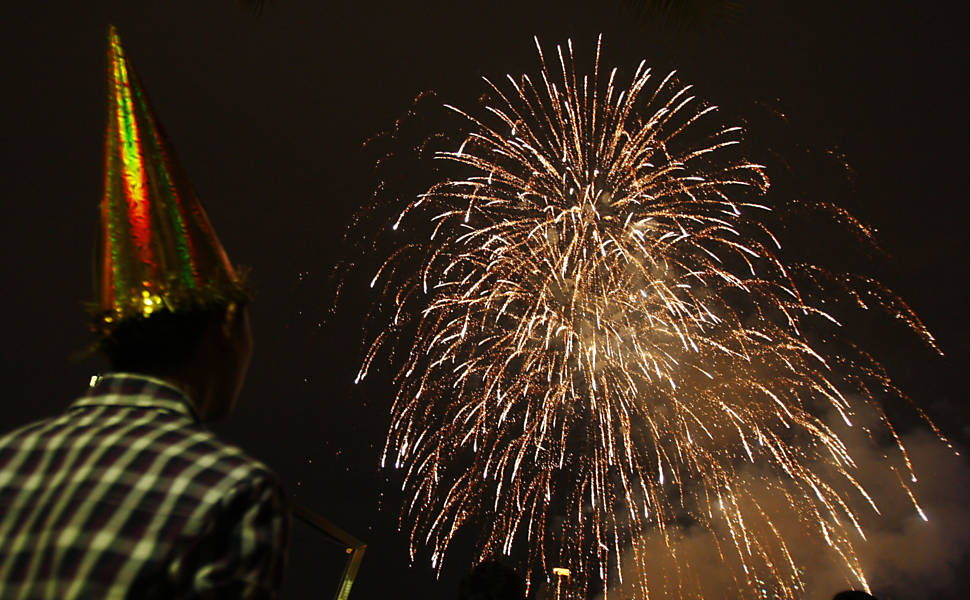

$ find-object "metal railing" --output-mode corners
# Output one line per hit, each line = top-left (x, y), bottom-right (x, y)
(290, 500), (367, 600)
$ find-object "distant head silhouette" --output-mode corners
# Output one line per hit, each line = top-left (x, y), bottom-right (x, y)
(833, 591), (878, 600)
(458, 561), (525, 600)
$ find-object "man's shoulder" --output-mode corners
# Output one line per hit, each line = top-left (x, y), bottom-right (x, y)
(169, 423), (282, 494)
(0, 408), (282, 505)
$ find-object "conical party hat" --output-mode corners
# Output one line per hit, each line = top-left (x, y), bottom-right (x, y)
(93, 25), (251, 335)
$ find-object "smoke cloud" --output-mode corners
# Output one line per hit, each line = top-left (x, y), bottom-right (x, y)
(605, 406), (970, 599)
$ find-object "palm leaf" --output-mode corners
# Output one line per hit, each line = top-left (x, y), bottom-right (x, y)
(235, 0), (266, 15)
(622, 0), (744, 31)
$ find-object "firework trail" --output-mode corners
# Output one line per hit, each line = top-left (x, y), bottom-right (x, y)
(356, 37), (944, 598)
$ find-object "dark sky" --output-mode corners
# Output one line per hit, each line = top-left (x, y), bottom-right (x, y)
(1, 1), (967, 598)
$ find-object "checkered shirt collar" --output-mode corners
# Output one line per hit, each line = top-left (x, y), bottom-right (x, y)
(70, 372), (200, 423)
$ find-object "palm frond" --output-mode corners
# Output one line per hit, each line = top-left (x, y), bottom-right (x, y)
(235, 0), (266, 15)
(622, 0), (744, 31)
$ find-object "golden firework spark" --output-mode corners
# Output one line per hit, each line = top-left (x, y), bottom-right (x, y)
(357, 37), (944, 598)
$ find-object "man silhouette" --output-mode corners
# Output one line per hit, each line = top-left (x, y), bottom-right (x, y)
(0, 26), (288, 599)
(458, 560), (526, 600)
(833, 590), (878, 600)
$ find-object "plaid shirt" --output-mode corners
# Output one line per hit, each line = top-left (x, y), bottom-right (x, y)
(0, 373), (289, 599)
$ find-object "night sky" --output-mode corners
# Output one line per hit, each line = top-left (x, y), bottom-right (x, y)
(1, 1), (968, 598)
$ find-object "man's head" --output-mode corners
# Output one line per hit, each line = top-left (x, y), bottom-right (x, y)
(457, 561), (525, 600)
(99, 302), (253, 421)
(93, 29), (255, 421)
(833, 591), (878, 600)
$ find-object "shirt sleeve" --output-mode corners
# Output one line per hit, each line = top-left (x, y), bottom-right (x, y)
(189, 476), (290, 599)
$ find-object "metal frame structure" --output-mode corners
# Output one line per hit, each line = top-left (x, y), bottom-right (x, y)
(290, 501), (367, 600)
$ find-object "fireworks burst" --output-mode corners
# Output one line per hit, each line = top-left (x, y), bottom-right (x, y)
(356, 37), (944, 598)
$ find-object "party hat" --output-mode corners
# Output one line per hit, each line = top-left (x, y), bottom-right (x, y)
(93, 25), (251, 335)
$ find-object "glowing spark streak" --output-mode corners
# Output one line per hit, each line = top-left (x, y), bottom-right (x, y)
(362, 36), (944, 600)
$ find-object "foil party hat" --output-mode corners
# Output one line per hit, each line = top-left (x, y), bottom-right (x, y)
(93, 25), (251, 334)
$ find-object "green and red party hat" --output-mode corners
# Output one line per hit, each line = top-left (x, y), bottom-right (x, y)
(93, 25), (251, 334)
